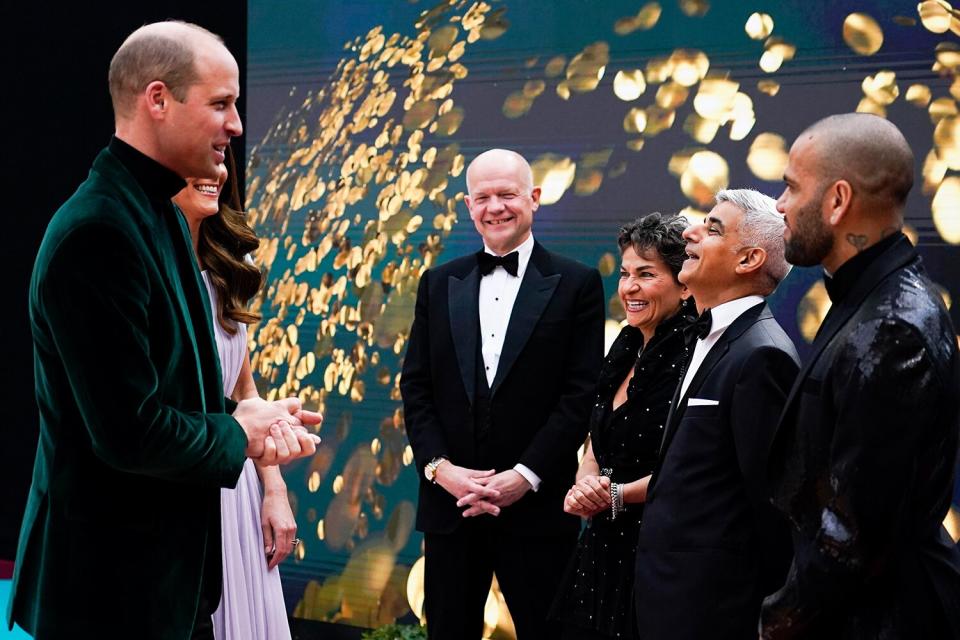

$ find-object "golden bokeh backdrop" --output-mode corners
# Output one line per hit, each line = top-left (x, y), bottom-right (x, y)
(244, 0), (960, 633)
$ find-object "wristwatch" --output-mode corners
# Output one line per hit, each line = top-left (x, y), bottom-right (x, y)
(424, 457), (448, 483)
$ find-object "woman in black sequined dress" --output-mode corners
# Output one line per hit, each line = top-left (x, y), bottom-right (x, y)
(550, 212), (693, 639)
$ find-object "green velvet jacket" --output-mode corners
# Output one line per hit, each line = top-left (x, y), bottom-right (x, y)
(7, 146), (248, 638)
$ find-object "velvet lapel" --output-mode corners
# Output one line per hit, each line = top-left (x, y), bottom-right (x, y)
(168, 203), (227, 411)
(448, 263), (481, 406)
(775, 235), (917, 431)
(491, 243), (561, 395)
(657, 302), (769, 464)
(93, 149), (215, 409)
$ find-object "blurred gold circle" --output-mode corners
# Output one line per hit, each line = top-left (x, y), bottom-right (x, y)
(759, 50), (784, 73)
(757, 80), (781, 96)
(656, 81), (690, 109)
(427, 25), (458, 57)
(406, 556), (426, 621)
(933, 176), (960, 243)
(934, 116), (960, 168)
(856, 97), (886, 118)
(531, 154), (576, 205)
(843, 13), (884, 55)
(745, 13), (774, 40)
(936, 42), (960, 73)
(545, 55), (567, 78)
(623, 107), (647, 133)
(798, 280), (832, 343)
(929, 97), (958, 124)
(747, 133), (789, 181)
(567, 42), (609, 93)
(502, 91), (533, 119)
(906, 84), (932, 107)
(861, 70), (899, 105)
(644, 106), (676, 136)
(680, 150), (729, 206)
(669, 49), (710, 87)
(693, 78), (739, 120)
(679, 0), (710, 17)
(683, 114), (720, 144)
(636, 2), (663, 29)
(598, 252), (617, 277)
(613, 69), (647, 101)
(918, 0), (953, 33)
(523, 79), (546, 98)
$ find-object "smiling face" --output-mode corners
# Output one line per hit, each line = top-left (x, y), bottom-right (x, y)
(158, 40), (242, 180)
(619, 246), (687, 338)
(678, 201), (748, 306)
(173, 162), (228, 223)
(465, 152), (540, 255)
(777, 137), (835, 267)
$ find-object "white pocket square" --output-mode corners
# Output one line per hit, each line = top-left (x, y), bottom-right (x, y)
(687, 398), (719, 406)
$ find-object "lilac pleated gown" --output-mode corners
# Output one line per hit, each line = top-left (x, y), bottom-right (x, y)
(203, 271), (292, 640)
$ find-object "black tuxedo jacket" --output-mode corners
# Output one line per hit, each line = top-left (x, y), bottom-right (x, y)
(635, 302), (799, 639)
(763, 236), (960, 639)
(400, 241), (604, 536)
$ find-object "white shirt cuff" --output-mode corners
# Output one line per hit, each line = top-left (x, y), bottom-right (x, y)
(513, 464), (541, 492)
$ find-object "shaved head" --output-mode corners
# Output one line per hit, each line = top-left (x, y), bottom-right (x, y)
(109, 21), (225, 119)
(797, 113), (914, 211)
(466, 148), (534, 196)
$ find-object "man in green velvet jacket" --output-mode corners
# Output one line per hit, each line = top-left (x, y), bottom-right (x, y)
(7, 22), (320, 639)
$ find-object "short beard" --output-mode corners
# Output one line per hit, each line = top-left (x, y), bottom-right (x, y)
(785, 194), (834, 267)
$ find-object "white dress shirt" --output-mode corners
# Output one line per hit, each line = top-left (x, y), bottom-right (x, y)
(677, 295), (764, 400)
(478, 233), (541, 491)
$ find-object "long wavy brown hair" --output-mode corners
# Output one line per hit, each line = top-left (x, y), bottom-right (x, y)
(198, 145), (263, 335)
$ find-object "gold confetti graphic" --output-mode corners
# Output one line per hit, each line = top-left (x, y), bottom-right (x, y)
(843, 13), (884, 55)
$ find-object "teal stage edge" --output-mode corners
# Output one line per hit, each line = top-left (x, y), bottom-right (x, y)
(0, 582), (31, 640)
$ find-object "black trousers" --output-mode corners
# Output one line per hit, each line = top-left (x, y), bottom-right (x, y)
(424, 519), (576, 640)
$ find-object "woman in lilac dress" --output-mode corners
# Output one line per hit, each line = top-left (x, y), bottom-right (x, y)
(173, 147), (294, 639)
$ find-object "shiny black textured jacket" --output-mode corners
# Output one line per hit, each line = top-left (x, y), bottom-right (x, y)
(763, 234), (960, 639)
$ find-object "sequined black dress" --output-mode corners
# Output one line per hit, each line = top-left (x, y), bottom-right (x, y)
(549, 309), (689, 639)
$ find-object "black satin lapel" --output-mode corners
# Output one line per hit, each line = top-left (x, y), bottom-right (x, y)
(448, 268), (480, 405)
(679, 339), (730, 406)
(490, 264), (561, 394)
(655, 302), (767, 473)
(777, 238), (917, 430)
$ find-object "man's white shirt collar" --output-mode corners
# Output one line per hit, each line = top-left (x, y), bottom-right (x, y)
(703, 294), (765, 338)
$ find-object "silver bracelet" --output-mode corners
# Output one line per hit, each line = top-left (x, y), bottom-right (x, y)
(610, 482), (625, 520)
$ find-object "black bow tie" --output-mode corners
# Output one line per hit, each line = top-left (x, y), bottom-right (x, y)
(477, 250), (519, 276)
(683, 308), (713, 345)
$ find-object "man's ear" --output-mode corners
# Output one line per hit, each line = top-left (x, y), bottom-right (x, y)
(144, 81), (169, 120)
(825, 179), (853, 227)
(734, 246), (766, 276)
(529, 186), (541, 210)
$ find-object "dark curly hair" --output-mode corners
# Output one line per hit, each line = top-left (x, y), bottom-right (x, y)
(198, 145), (263, 335)
(616, 212), (689, 282)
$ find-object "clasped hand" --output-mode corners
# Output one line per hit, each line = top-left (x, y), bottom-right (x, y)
(563, 474), (610, 517)
(436, 463), (531, 517)
(234, 397), (323, 465)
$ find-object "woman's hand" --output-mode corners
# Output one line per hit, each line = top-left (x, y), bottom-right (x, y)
(563, 474), (611, 517)
(261, 488), (297, 569)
